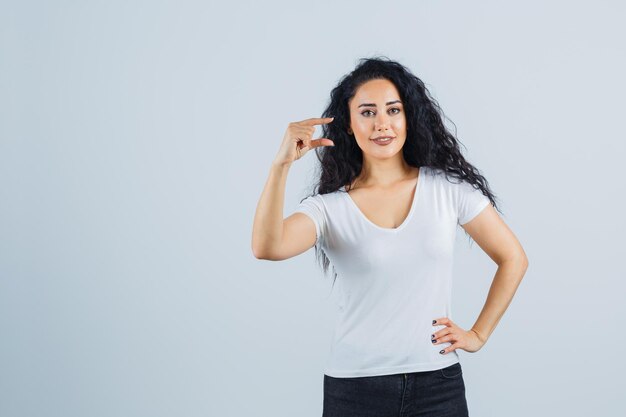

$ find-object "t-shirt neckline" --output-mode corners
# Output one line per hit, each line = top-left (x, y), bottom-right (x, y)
(341, 166), (424, 232)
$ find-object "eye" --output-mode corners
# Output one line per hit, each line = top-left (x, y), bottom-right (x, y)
(360, 108), (402, 117)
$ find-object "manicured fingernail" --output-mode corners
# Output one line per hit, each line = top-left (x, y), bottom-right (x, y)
(439, 350), (445, 354)
(431, 334), (435, 339)
(431, 339), (436, 344)
(432, 320), (437, 325)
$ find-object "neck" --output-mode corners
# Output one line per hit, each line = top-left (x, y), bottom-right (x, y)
(356, 155), (417, 188)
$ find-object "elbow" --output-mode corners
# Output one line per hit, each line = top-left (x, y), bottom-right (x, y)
(519, 248), (529, 271)
(252, 245), (267, 260)
(512, 253), (529, 274)
(251, 236), (267, 260)
(251, 244), (275, 261)
(251, 239), (263, 259)
(498, 252), (529, 271)
(519, 257), (529, 282)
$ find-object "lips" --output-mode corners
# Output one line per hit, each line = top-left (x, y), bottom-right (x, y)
(371, 136), (395, 146)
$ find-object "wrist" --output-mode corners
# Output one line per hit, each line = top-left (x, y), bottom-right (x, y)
(271, 160), (292, 171)
(470, 328), (487, 344)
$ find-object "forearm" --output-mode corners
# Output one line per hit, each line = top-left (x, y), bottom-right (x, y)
(251, 162), (292, 258)
(470, 257), (528, 343)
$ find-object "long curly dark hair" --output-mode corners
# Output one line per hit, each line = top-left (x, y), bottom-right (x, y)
(301, 56), (502, 288)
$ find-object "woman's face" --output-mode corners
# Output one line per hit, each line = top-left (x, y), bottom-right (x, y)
(347, 78), (407, 159)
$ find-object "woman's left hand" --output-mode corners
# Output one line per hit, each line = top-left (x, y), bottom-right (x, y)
(431, 317), (486, 354)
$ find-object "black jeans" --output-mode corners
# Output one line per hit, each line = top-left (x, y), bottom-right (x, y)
(322, 362), (469, 417)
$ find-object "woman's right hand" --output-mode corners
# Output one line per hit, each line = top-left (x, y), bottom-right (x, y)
(272, 117), (335, 167)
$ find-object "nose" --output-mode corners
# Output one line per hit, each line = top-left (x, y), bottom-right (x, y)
(375, 113), (391, 131)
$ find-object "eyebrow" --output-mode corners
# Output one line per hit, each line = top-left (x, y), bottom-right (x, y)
(357, 100), (402, 108)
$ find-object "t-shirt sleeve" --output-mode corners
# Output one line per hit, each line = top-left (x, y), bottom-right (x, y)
(455, 180), (491, 226)
(294, 194), (327, 246)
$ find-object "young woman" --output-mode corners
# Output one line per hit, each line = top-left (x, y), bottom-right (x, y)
(252, 57), (528, 417)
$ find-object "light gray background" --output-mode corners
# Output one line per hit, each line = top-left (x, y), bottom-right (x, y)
(1, 1), (624, 416)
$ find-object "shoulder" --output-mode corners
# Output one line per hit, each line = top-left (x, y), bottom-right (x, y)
(422, 165), (448, 180)
(297, 193), (325, 212)
(423, 167), (479, 200)
(424, 166), (465, 187)
(298, 189), (344, 210)
(421, 165), (447, 187)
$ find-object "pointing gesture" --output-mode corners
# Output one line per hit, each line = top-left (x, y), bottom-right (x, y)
(273, 117), (335, 167)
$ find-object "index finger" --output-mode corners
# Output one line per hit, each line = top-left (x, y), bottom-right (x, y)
(296, 116), (335, 126)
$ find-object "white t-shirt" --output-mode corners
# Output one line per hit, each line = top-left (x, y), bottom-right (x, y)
(294, 165), (491, 378)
